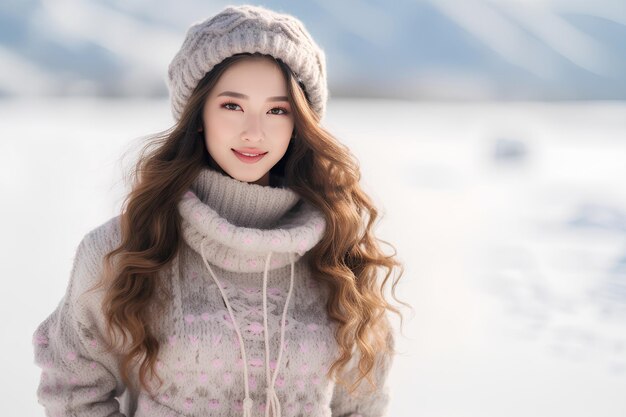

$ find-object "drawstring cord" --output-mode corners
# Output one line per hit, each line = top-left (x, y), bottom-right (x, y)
(263, 252), (295, 417)
(201, 240), (295, 417)
(201, 240), (254, 416)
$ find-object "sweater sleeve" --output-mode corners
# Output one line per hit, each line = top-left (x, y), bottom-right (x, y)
(32, 224), (127, 416)
(330, 330), (395, 417)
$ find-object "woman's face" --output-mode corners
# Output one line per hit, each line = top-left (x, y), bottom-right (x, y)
(201, 57), (295, 186)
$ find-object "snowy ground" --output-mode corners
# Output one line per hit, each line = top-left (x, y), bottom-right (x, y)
(2, 98), (625, 417)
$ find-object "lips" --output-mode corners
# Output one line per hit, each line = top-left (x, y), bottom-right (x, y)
(233, 148), (267, 156)
(232, 148), (268, 164)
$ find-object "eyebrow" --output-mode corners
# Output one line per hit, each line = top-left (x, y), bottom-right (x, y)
(216, 91), (289, 102)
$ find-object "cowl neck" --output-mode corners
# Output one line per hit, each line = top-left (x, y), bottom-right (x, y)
(177, 167), (326, 273)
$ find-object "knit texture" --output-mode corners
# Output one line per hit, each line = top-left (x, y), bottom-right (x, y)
(166, 4), (328, 122)
(32, 167), (394, 417)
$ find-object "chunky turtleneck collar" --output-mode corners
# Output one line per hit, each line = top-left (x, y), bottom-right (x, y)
(189, 169), (299, 229)
(177, 167), (326, 273)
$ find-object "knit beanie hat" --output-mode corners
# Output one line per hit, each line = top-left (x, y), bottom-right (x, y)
(167, 4), (328, 122)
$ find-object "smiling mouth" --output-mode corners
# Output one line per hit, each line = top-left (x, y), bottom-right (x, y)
(231, 149), (268, 163)
(233, 150), (267, 157)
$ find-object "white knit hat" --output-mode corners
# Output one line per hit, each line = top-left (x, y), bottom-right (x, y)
(167, 4), (328, 122)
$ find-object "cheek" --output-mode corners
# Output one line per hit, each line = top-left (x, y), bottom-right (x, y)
(204, 115), (237, 148)
(268, 119), (294, 143)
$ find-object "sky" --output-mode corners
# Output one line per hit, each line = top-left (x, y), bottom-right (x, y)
(1, 0), (625, 99)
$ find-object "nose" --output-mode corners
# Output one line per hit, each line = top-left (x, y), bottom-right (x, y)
(242, 113), (264, 142)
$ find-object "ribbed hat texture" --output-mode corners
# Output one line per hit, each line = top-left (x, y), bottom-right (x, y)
(167, 4), (328, 121)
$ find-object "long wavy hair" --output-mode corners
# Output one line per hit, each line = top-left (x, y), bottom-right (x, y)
(86, 52), (409, 398)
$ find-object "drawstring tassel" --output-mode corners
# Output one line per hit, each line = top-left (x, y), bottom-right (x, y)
(243, 396), (253, 417)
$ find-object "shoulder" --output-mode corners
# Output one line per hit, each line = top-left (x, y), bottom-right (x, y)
(78, 215), (122, 263)
(71, 215), (122, 297)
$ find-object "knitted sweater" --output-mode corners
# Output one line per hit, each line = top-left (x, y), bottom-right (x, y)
(32, 167), (394, 417)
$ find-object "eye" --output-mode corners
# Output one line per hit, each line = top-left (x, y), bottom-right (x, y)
(269, 107), (289, 115)
(222, 102), (241, 111)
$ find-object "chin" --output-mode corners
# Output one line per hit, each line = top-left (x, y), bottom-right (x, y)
(229, 171), (265, 184)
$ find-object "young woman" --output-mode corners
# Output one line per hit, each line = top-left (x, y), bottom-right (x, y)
(32, 5), (406, 417)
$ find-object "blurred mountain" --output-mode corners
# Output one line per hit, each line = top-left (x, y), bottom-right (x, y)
(1, 0), (625, 100)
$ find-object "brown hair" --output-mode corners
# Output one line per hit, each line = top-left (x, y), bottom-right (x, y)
(86, 52), (409, 398)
